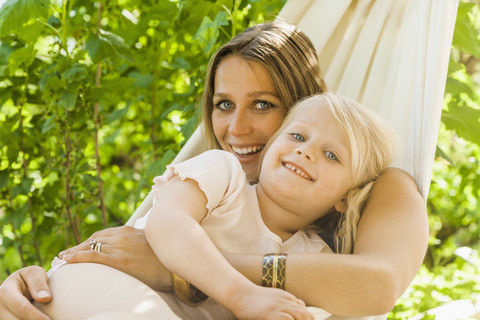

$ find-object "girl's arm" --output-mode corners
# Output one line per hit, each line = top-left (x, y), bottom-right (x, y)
(144, 177), (313, 320)
(226, 168), (428, 317)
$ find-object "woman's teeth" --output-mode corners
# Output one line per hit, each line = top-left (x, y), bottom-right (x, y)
(232, 145), (264, 155)
(283, 163), (312, 180)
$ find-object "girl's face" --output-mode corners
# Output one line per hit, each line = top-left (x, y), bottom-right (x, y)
(212, 56), (286, 182)
(259, 103), (354, 225)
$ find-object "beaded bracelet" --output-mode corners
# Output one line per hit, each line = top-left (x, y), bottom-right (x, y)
(261, 253), (287, 289)
(170, 273), (209, 305)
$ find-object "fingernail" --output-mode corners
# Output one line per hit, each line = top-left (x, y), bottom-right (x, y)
(38, 290), (49, 298)
(58, 251), (65, 257)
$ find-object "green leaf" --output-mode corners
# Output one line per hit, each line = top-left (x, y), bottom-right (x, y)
(41, 114), (56, 134)
(146, 149), (177, 177)
(445, 77), (475, 99)
(8, 46), (36, 74)
(11, 178), (34, 198)
(442, 104), (480, 146)
(0, 0), (49, 36)
(128, 71), (153, 88)
(193, 11), (228, 55)
(106, 105), (130, 124)
(452, 2), (480, 57)
(85, 30), (133, 63)
(59, 90), (77, 111)
(0, 170), (9, 189)
(62, 64), (88, 82)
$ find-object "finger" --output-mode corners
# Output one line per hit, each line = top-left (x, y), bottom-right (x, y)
(296, 298), (306, 306)
(269, 312), (294, 320)
(59, 234), (112, 258)
(58, 241), (91, 258)
(283, 305), (314, 320)
(20, 266), (51, 303)
(7, 296), (51, 320)
(62, 248), (116, 266)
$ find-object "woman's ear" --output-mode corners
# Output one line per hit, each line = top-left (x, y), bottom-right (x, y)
(334, 199), (346, 213)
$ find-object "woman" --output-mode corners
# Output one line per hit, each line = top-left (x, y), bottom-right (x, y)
(0, 22), (427, 319)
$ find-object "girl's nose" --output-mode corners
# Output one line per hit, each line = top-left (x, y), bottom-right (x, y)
(296, 147), (315, 161)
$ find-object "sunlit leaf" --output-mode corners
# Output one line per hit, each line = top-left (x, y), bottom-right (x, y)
(8, 46), (36, 74)
(452, 2), (480, 57)
(85, 30), (133, 63)
(442, 103), (480, 146)
(193, 11), (228, 55)
(0, 0), (49, 36)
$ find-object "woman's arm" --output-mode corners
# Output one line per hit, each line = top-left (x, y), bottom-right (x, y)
(145, 177), (313, 320)
(226, 168), (428, 316)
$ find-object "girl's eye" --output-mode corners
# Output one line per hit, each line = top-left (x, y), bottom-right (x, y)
(214, 101), (234, 111)
(291, 133), (306, 142)
(253, 100), (274, 111)
(325, 151), (338, 161)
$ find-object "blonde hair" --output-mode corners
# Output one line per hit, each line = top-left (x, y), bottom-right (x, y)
(264, 93), (397, 253)
(202, 21), (327, 149)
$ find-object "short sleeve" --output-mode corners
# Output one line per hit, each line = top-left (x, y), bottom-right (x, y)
(151, 150), (247, 213)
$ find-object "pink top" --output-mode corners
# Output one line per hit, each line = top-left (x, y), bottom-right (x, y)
(135, 149), (331, 255)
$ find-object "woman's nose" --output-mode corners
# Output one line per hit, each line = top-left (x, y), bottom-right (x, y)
(228, 110), (253, 136)
(296, 147), (316, 161)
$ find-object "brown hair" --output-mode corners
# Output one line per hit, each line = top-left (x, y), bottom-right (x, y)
(202, 21), (327, 148)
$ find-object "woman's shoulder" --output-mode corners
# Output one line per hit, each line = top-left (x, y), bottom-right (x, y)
(376, 167), (419, 195)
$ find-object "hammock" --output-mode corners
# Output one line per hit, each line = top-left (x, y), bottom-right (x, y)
(127, 0), (459, 227)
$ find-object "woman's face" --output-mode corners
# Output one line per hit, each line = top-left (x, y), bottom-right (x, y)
(212, 56), (286, 182)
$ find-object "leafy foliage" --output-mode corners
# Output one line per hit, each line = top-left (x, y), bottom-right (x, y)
(0, 0), (479, 318)
(0, 0), (286, 276)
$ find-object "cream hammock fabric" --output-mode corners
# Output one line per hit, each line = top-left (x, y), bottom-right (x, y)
(125, 1), (459, 318)
(127, 0), (459, 226)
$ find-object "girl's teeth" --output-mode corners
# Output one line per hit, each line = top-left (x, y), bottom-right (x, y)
(284, 163), (312, 180)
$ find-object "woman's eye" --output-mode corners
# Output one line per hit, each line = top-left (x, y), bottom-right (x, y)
(291, 133), (306, 142)
(215, 101), (234, 111)
(253, 101), (273, 111)
(325, 151), (338, 161)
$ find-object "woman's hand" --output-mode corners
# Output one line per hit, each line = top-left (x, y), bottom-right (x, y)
(0, 266), (52, 320)
(231, 286), (314, 320)
(58, 225), (171, 291)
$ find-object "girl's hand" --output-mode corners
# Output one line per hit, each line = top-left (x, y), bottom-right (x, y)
(58, 225), (171, 291)
(231, 286), (314, 320)
(0, 266), (52, 320)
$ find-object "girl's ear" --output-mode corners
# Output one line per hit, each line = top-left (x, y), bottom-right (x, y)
(334, 199), (346, 213)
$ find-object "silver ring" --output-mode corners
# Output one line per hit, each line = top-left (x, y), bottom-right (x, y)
(90, 240), (97, 250)
(95, 242), (102, 252)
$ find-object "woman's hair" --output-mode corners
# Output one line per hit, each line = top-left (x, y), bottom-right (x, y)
(264, 93), (398, 254)
(202, 21), (327, 148)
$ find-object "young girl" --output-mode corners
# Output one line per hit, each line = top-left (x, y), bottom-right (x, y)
(136, 92), (398, 319)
